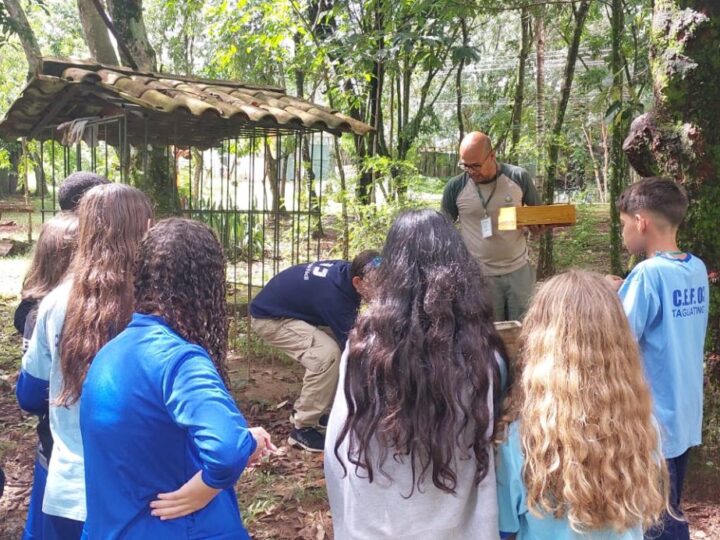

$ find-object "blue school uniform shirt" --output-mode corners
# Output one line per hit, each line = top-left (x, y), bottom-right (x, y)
(17, 279), (88, 521)
(79, 313), (256, 540)
(618, 253), (709, 459)
(250, 260), (360, 344)
(496, 422), (643, 540)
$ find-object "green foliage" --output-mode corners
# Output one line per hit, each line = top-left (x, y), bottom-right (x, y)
(361, 155), (426, 201)
(193, 200), (264, 261)
(343, 196), (424, 257)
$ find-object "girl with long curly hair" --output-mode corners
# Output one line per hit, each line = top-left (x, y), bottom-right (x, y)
(495, 270), (668, 539)
(324, 209), (505, 540)
(16, 212), (78, 540)
(19, 183), (153, 538)
(80, 218), (274, 539)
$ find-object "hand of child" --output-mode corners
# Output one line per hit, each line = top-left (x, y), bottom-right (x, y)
(248, 426), (277, 464)
(604, 274), (624, 291)
(150, 471), (220, 520)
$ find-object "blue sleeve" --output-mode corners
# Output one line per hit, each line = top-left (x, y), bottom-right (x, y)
(496, 426), (526, 535)
(618, 267), (660, 341)
(163, 351), (257, 490)
(17, 305), (51, 415)
(16, 371), (49, 415)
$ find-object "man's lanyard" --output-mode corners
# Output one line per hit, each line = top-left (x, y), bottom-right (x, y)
(474, 176), (498, 217)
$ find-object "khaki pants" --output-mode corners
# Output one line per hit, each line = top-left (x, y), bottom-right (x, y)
(250, 317), (340, 428)
(487, 262), (536, 322)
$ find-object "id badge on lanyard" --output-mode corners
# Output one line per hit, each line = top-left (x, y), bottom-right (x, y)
(481, 216), (493, 238)
(476, 178), (498, 239)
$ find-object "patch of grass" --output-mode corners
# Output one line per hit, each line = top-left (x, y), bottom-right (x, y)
(292, 482), (328, 505)
(0, 298), (22, 371)
(242, 495), (279, 526)
(551, 204), (624, 273)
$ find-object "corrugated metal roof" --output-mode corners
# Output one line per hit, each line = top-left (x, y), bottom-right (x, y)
(0, 57), (373, 148)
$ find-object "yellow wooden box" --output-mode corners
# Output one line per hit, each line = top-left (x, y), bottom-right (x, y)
(497, 204), (576, 230)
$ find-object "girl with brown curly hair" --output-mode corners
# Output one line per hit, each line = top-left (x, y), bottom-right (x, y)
(495, 270), (668, 539)
(324, 209), (505, 539)
(19, 183), (153, 538)
(80, 218), (274, 539)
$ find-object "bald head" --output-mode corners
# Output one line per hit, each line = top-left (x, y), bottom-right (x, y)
(459, 131), (497, 183)
(460, 132), (493, 156)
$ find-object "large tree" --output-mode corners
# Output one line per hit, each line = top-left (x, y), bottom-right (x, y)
(623, 0), (720, 350)
(536, 0), (591, 278)
(77, 0), (119, 65)
(3, 0), (41, 78)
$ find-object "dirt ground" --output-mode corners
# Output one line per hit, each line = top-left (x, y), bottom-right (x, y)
(1, 204), (719, 539)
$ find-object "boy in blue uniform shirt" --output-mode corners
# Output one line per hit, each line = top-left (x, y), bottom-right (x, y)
(250, 250), (378, 452)
(607, 177), (709, 540)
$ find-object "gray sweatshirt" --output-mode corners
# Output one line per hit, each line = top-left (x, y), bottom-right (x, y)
(324, 345), (500, 540)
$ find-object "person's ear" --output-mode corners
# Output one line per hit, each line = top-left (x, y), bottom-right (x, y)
(352, 276), (363, 293)
(634, 213), (647, 233)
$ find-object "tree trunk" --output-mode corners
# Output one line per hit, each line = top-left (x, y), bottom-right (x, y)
(4, 0), (41, 79)
(104, 0), (175, 210)
(608, 0), (626, 275)
(624, 0), (720, 351)
(537, 0), (591, 279)
(534, 8), (546, 192)
(105, 0), (156, 71)
(456, 18), (469, 146)
(582, 124), (604, 203)
(508, 7), (531, 163)
(77, 0), (119, 65)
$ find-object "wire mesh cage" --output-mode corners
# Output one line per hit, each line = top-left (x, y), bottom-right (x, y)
(31, 118), (340, 379)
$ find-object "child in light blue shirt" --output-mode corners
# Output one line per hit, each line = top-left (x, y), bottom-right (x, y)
(607, 177), (709, 540)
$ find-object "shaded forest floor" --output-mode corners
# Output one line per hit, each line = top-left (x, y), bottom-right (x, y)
(1, 205), (719, 539)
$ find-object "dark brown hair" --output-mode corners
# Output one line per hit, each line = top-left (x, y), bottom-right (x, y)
(58, 171), (110, 211)
(616, 177), (689, 226)
(59, 184), (154, 405)
(350, 249), (380, 279)
(21, 212), (78, 302)
(335, 209), (503, 495)
(133, 218), (230, 382)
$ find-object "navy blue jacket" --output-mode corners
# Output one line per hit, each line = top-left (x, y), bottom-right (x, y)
(250, 260), (360, 344)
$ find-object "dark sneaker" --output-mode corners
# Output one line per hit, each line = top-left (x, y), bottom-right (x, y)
(288, 427), (325, 452)
(289, 412), (331, 432)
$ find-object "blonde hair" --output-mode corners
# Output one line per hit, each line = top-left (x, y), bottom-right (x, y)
(498, 270), (668, 532)
(21, 212), (78, 301)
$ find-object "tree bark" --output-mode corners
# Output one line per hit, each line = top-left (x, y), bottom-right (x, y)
(77, 0), (119, 65)
(508, 7), (531, 163)
(537, 0), (591, 279)
(623, 0), (720, 351)
(4, 0), (41, 79)
(608, 0), (626, 275)
(105, 0), (157, 71)
(456, 18), (469, 146)
(534, 8), (546, 192)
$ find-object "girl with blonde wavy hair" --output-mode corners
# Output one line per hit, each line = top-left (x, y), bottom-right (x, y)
(495, 270), (668, 539)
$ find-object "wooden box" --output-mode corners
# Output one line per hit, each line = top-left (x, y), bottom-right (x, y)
(494, 320), (522, 361)
(497, 204), (576, 230)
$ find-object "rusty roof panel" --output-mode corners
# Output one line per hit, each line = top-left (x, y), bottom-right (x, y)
(0, 57), (373, 147)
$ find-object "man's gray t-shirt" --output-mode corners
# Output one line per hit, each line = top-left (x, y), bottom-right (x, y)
(442, 163), (540, 277)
